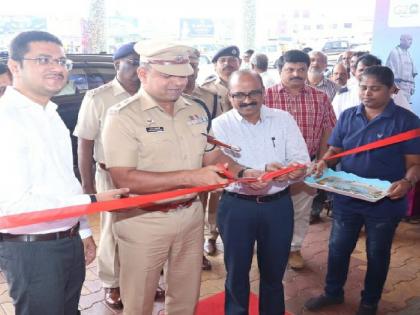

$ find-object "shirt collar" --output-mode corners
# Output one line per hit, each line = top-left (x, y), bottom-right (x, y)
(3, 87), (58, 113)
(306, 76), (326, 88)
(139, 88), (188, 113)
(356, 99), (397, 118)
(112, 78), (130, 97)
(277, 82), (311, 94)
(216, 77), (228, 88)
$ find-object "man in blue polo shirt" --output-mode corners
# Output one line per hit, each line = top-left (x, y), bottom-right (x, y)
(305, 66), (420, 315)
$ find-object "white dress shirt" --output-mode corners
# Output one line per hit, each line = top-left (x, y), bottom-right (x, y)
(260, 71), (277, 89)
(212, 105), (310, 195)
(332, 85), (360, 118)
(333, 83), (412, 119)
(0, 87), (91, 237)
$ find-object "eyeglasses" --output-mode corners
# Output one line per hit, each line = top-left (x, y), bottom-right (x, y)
(22, 56), (73, 70)
(230, 89), (263, 101)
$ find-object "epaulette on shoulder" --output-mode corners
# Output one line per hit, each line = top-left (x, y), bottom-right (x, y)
(201, 75), (217, 86)
(108, 94), (139, 114)
(86, 81), (113, 96)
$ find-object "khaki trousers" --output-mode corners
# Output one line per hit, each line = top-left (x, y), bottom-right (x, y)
(290, 182), (316, 251)
(96, 166), (120, 288)
(200, 191), (220, 240)
(114, 201), (204, 315)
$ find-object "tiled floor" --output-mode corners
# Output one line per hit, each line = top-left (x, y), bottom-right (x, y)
(1, 212), (419, 315)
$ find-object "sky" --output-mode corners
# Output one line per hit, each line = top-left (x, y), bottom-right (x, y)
(2, 0), (375, 20)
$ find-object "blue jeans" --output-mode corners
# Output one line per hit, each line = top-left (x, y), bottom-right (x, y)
(217, 191), (293, 315)
(325, 210), (401, 305)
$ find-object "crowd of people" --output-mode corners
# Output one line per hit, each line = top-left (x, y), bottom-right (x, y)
(0, 30), (419, 315)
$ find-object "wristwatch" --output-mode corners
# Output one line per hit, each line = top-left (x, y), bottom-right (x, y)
(237, 167), (251, 178)
(402, 177), (415, 189)
(89, 194), (97, 203)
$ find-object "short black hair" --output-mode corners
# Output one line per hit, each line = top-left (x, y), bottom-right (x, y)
(355, 54), (381, 69)
(10, 31), (63, 61)
(302, 47), (313, 54)
(277, 49), (310, 70)
(0, 63), (11, 76)
(244, 49), (254, 56)
(361, 66), (394, 88)
(250, 53), (268, 71)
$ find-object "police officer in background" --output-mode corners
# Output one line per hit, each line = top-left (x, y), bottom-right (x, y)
(102, 42), (265, 315)
(200, 45), (241, 256)
(182, 46), (219, 271)
(73, 42), (140, 310)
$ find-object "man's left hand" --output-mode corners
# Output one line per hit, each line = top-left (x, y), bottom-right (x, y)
(388, 179), (412, 200)
(287, 162), (307, 181)
(243, 169), (269, 190)
(82, 236), (97, 265)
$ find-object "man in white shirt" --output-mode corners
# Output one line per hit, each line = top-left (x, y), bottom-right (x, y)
(386, 34), (417, 104)
(333, 54), (411, 118)
(250, 53), (277, 88)
(0, 31), (126, 315)
(213, 70), (309, 315)
(307, 51), (339, 101)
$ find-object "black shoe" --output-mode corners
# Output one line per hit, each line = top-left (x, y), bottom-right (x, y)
(304, 294), (344, 311)
(309, 213), (322, 225)
(355, 304), (377, 315)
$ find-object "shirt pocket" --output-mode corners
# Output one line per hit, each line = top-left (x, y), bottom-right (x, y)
(137, 131), (174, 171)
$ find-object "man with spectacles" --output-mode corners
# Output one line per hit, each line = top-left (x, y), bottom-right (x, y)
(0, 30), (127, 315)
(73, 42), (140, 310)
(213, 69), (310, 314)
(200, 45), (241, 257)
(265, 50), (336, 270)
(0, 63), (12, 97)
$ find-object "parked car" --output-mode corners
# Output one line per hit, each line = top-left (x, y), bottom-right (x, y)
(321, 40), (350, 54)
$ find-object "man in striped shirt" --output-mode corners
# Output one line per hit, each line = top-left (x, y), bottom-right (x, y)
(265, 50), (336, 269)
(307, 51), (339, 101)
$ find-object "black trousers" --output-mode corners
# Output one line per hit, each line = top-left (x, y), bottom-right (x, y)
(217, 191), (293, 315)
(0, 235), (85, 315)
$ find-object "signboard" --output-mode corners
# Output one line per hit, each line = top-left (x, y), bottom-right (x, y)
(179, 19), (214, 38)
(372, 0), (420, 116)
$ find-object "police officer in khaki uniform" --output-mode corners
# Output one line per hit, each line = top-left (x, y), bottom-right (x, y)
(73, 42), (140, 310)
(200, 45), (241, 256)
(102, 42), (264, 315)
(182, 47), (218, 271)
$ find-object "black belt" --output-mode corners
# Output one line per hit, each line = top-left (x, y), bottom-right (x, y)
(0, 222), (80, 242)
(223, 188), (289, 203)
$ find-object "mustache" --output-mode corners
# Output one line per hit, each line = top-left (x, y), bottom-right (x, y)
(289, 77), (303, 81)
(223, 65), (234, 71)
(239, 102), (258, 108)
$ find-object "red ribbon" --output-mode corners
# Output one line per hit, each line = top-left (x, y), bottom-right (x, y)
(1, 128), (419, 230)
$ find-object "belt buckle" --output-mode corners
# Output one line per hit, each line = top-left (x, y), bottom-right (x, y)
(256, 195), (264, 204)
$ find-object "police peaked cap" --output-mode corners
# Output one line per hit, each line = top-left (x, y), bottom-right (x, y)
(211, 45), (240, 63)
(113, 42), (137, 61)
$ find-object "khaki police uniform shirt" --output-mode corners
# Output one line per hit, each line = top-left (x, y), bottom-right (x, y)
(102, 88), (214, 173)
(200, 77), (232, 115)
(190, 86), (216, 118)
(73, 78), (131, 164)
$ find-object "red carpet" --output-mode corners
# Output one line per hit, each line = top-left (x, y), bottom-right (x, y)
(195, 292), (293, 315)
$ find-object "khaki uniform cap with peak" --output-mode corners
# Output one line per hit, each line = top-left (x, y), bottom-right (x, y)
(134, 42), (193, 76)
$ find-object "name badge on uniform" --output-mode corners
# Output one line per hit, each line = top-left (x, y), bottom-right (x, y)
(187, 114), (208, 126)
(146, 127), (164, 133)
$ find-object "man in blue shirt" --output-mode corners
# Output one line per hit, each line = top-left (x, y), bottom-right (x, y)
(305, 66), (420, 315)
